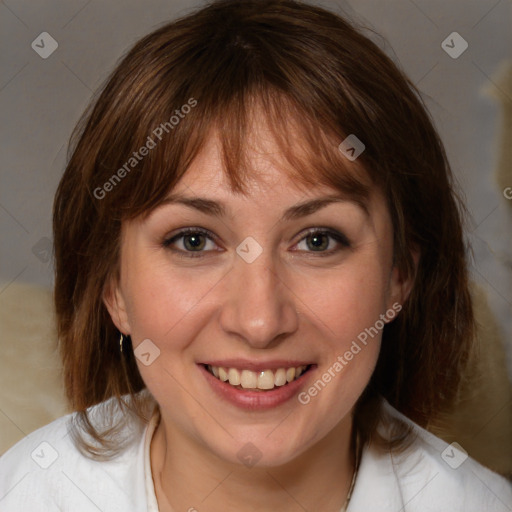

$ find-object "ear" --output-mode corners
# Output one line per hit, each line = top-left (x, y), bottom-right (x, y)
(386, 248), (420, 314)
(102, 276), (131, 335)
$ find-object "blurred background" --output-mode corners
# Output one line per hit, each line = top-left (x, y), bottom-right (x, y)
(1, 0), (511, 475)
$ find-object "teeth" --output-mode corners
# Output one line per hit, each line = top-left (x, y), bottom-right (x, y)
(240, 369), (258, 389)
(257, 369), (275, 390)
(274, 368), (287, 386)
(228, 368), (241, 386)
(207, 365), (309, 391)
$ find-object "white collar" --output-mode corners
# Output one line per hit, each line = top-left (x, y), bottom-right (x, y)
(144, 408), (161, 512)
(141, 400), (413, 512)
(141, 399), (510, 511)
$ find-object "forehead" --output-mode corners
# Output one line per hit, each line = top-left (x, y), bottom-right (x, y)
(174, 129), (303, 198)
(170, 117), (367, 203)
(161, 126), (388, 228)
(131, 94), (378, 224)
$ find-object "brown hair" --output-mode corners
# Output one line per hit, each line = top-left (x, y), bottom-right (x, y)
(53, 0), (474, 457)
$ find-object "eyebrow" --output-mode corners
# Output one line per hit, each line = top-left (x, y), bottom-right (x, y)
(158, 193), (368, 220)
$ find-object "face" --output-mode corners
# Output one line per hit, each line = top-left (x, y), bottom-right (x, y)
(105, 120), (411, 468)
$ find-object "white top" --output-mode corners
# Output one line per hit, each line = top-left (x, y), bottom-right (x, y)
(1, 397), (511, 511)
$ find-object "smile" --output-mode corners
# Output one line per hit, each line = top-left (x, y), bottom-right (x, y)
(204, 364), (312, 391)
(199, 361), (316, 410)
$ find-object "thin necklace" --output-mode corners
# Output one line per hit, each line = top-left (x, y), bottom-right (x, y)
(340, 430), (361, 512)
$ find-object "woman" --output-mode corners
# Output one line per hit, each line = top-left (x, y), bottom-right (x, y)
(1, 0), (511, 510)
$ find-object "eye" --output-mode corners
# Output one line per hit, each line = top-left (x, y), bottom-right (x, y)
(163, 226), (350, 259)
(162, 227), (220, 258)
(294, 228), (350, 256)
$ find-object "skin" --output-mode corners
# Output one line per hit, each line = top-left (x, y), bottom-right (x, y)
(104, 117), (415, 512)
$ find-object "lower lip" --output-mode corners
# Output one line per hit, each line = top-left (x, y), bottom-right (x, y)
(198, 364), (316, 411)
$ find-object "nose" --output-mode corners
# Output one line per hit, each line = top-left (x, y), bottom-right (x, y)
(218, 250), (299, 349)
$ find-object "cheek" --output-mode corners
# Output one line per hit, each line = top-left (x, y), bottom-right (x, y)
(292, 252), (388, 406)
(290, 284), (384, 457)
(295, 255), (390, 342)
(121, 255), (225, 345)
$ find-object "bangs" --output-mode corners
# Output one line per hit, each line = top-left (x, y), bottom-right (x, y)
(87, 7), (378, 221)
(115, 87), (372, 221)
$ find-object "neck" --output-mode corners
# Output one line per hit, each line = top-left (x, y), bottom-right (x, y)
(150, 413), (355, 512)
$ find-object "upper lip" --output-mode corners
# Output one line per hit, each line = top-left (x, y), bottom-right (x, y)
(199, 359), (315, 372)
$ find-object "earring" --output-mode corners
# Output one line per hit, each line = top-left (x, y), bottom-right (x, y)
(119, 333), (126, 354)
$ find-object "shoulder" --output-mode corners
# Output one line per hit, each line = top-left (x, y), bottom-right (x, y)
(349, 399), (512, 512)
(0, 397), (150, 512)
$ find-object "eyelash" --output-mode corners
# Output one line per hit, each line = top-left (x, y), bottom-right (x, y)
(162, 227), (351, 259)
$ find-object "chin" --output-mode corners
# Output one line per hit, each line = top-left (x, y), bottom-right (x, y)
(201, 423), (317, 469)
